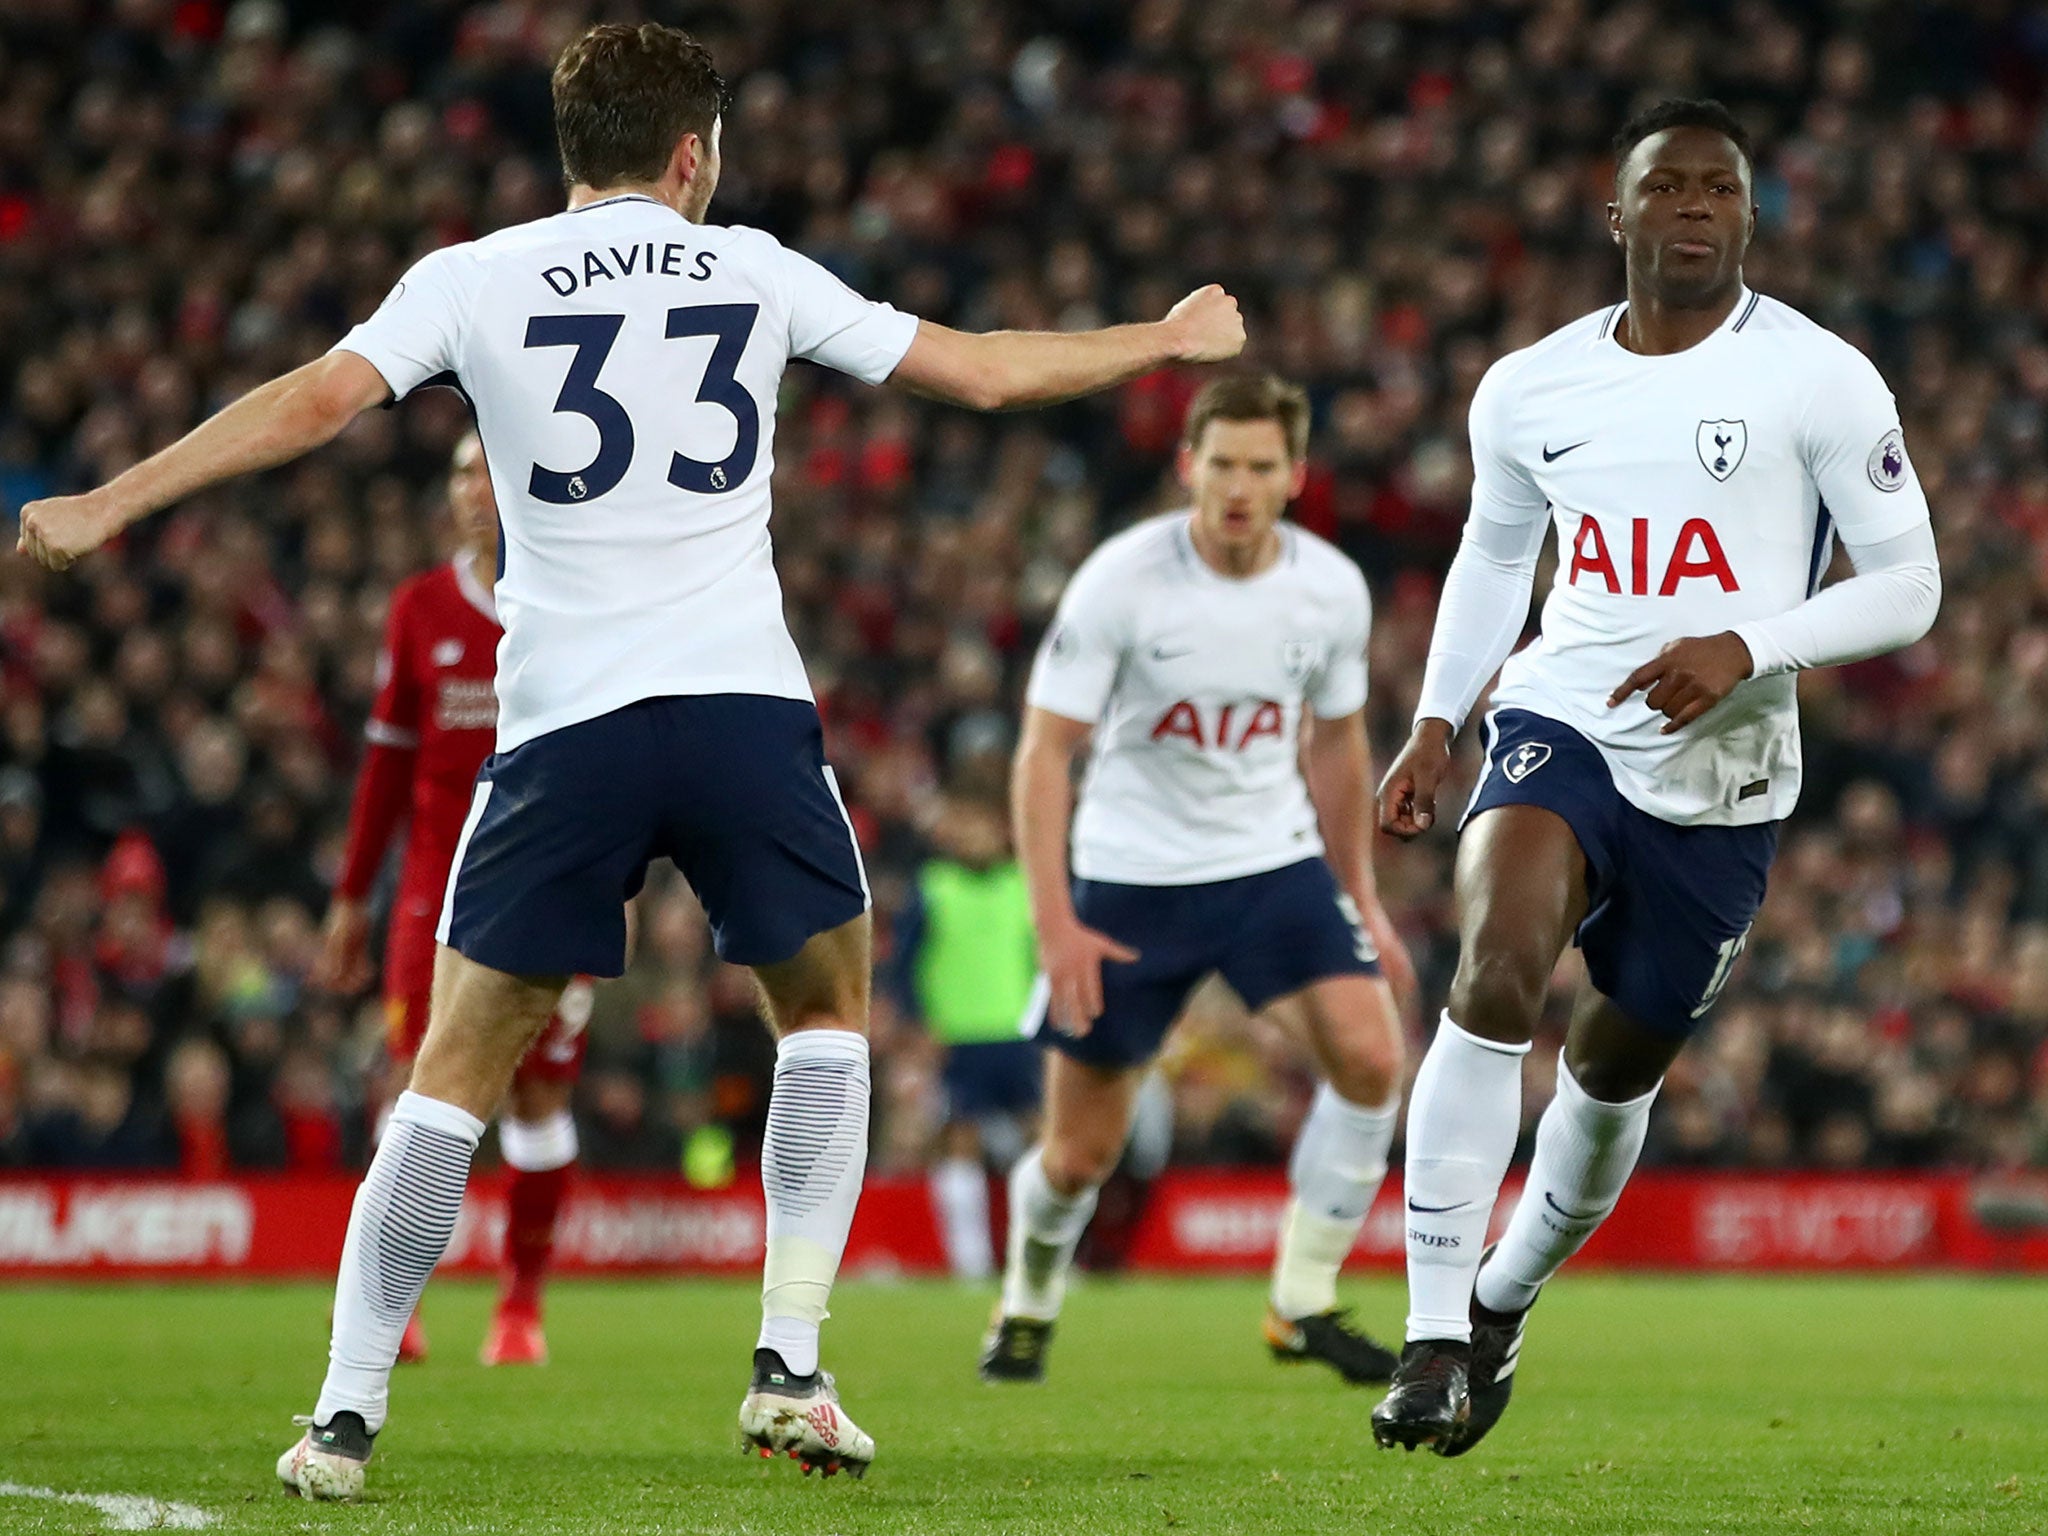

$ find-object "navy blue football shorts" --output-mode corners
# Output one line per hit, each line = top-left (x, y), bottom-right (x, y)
(438, 694), (869, 978)
(1027, 856), (1381, 1070)
(941, 1038), (1043, 1120)
(1462, 707), (1777, 1037)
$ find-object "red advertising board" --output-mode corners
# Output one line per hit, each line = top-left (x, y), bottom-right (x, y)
(1, 1170), (2043, 1279)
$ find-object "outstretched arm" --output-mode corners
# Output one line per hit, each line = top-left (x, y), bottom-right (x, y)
(18, 351), (392, 569)
(889, 286), (1244, 412)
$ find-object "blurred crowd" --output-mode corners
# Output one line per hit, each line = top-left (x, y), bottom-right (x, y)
(2, 0), (2046, 1179)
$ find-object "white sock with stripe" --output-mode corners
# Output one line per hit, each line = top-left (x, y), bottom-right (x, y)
(1401, 1014), (1529, 1344)
(1270, 1083), (1399, 1319)
(757, 1029), (871, 1378)
(316, 1091), (485, 1432)
(999, 1147), (1098, 1321)
(1475, 1059), (1657, 1315)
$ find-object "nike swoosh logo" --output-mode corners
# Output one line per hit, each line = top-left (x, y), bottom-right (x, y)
(1542, 440), (1590, 462)
(1544, 1192), (1603, 1222)
(1150, 646), (1193, 661)
(1407, 1199), (1472, 1214)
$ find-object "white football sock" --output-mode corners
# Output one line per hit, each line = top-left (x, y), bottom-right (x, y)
(999, 1147), (1098, 1321)
(1402, 1014), (1529, 1344)
(1476, 1058), (1657, 1315)
(316, 1091), (484, 1432)
(930, 1156), (995, 1279)
(498, 1108), (578, 1172)
(1271, 1083), (1398, 1319)
(757, 1029), (870, 1378)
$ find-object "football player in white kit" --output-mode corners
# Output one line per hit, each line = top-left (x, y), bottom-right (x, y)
(982, 374), (1417, 1387)
(16, 23), (1245, 1496)
(1368, 99), (1941, 1453)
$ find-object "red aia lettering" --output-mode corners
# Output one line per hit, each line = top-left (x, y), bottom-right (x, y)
(1150, 700), (1206, 748)
(1568, 515), (1620, 594)
(1239, 701), (1284, 746)
(1567, 514), (1738, 596)
(1149, 700), (1286, 751)
(1659, 518), (1738, 594)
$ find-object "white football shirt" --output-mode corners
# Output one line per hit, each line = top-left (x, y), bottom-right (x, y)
(1459, 288), (1931, 826)
(333, 195), (919, 750)
(1027, 513), (1371, 886)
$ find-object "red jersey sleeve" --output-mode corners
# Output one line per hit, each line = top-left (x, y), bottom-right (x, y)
(334, 586), (422, 900)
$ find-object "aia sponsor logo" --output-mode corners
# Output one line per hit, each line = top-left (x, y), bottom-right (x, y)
(1151, 699), (1286, 751)
(1566, 514), (1737, 596)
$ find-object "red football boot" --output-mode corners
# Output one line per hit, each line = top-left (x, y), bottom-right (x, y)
(480, 1304), (548, 1366)
(397, 1313), (430, 1364)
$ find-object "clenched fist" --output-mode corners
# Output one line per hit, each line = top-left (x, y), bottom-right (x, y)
(1376, 718), (1456, 839)
(17, 491), (123, 571)
(1162, 285), (1247, 365)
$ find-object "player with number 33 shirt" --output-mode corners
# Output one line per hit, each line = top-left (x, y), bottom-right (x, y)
(14, 20), (1248, 1497)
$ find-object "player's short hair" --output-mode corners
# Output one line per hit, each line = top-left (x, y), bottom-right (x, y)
(552, 23), (728, 190)
(1181, 373), (1311, 462)
(1612, 98), (1755, 185)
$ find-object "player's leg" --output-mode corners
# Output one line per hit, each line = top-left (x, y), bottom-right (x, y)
(285, 711), (650, 1499)
(986, 878), (1196, 1382)
(378, 993), (432, 1364)
(930, 1037), (1041, 1279)
(1475, 993), (1674, 1317)
(1449, 813), (1772, 1456)
(983, 1050), (1144, 1382)
(748, 913), (872, 1376)
(1259, 974), (1404, 1383)
(931, 1114), (996, 1280)
(282, 949), (564, 1500)
(484, 1006), (585, 1366)
(1372, 801), (1588, 1451)
(1212, 858), (1405, 1383)
(1438, 992), (1671, 1458)
(649, 695), (877, 1474)
(737, 911), (880, 1475)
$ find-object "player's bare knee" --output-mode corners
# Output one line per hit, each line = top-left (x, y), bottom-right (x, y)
(1447, 949), (1545, 1045)
(754, 917), (871, 1037)
(1041, 1135), (1117, 1194)
(1560, 1044), (1663, 1104)
(1326, 1026), (1402, 1107)
(506, 1073), (573, 1123)
(761, 987), (868, 1038)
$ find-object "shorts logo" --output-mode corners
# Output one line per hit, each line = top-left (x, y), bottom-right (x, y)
(1281, 639), (1318, 682)
(1696, 419), (1747, 481)
(1501, 742), (1551, 783)
(1867, 428), (1909, 492)
(432, 639), (465, 667)
(1046, 624), (1074, 661)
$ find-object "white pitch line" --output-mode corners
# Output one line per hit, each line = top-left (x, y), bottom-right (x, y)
(0, 1480), (216, 1530)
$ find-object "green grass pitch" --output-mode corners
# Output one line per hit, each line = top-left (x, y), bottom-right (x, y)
(2, 1274), (2043, 1533)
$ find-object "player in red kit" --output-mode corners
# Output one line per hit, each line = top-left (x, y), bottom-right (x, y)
(313, 432), (591, 1368)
